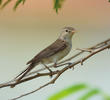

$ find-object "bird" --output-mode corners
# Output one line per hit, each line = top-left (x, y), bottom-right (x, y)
(15, 27), (76, 83)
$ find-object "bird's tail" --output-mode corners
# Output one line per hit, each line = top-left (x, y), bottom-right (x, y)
(15, 63), (36, 83)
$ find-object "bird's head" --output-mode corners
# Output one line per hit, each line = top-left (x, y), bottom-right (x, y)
(59, 27), (76, 41)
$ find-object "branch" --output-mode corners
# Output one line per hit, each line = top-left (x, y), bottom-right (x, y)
(20, 38), (110, 75)
(0, 38), (110, 100)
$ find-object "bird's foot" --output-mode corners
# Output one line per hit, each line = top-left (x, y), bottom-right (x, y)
(43, 63), (53, 77)
(68, 62), (74, 70)
(68, 62), (72, 66)
(49, 70), (53, 78)
(46, 67), (53, 78)
(53, 63), (57, 68)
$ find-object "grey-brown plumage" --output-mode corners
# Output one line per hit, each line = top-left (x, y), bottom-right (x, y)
(15, 27), (76, 82)
(27, 39), (67, 65)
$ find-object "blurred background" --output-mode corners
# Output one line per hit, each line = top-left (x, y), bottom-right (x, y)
(0, 0), (110, 100)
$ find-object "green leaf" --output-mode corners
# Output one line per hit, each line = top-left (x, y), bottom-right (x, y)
(13, 0), (23, 10)
(103, 94), (110, 100)
(48, 84), (88, 100)
(0, 0), (2, 5)
(1, 0), (11, 9)
(78, 89), (100, 100)
(22, 0), (25, 4)
(109, 0), (110, 2)
(54, 0), (65, 13)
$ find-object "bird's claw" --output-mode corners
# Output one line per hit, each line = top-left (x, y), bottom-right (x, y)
(53, 63), (57, 68)
(49, 70), (53, 78)
(68, 62), (72, 66)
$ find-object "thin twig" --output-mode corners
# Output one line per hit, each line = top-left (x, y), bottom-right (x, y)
(0, 38), (110, 100)
(11, 43), (110, 100)
(24, 39), (110, 76)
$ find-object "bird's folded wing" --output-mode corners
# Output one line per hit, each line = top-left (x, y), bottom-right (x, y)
(27, 39), (67, 65)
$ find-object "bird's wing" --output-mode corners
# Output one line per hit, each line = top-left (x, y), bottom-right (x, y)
(27, 39), (67, 65)
(14, 39), (67, 83)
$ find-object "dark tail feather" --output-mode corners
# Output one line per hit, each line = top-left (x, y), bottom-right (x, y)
(14, 68), (29, 80)
(16, 63), (35, 82)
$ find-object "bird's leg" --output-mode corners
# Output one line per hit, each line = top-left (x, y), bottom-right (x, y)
(42, 63), (53, 77)
(53, 63), (57, 68)
(76, 48), (93, 53)
(54, 62), (72, 68)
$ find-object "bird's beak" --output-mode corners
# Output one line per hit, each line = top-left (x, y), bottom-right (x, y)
(72, 30), (77, 34)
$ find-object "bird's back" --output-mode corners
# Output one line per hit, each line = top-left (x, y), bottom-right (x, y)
(26, 39), (69, 65)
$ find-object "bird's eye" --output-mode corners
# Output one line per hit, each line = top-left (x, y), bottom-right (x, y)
(65, 30), (68, 32)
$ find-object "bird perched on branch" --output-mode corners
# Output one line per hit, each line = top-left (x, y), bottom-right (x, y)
(15, 27), (76, 83)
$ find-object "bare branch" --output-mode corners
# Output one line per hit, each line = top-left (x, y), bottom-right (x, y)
(0, 38), (110, 100)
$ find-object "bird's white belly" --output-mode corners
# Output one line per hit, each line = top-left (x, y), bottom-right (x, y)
(41, 44), (71, 64)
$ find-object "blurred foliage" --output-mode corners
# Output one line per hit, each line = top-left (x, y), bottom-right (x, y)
(78, 89), (100, 100)
(1, 0), (12, 9)
(0, 0), (1, 4)
(53, 0), (65, 13)
(0, 0), (65, 12)
(48, 84), (88, 100)
(0, 0), (25, 10)
(0, 0), (109, 12)
(48, 83), (110, 100)
(13, 0), (24, 10)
